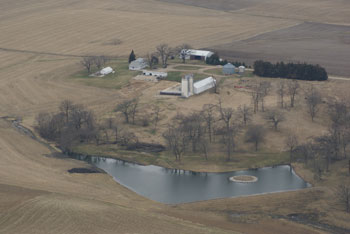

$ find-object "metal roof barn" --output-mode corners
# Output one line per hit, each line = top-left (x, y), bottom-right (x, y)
(181, 49), (214, 61)
(193, 77), (216, 94)
(223, 63), (235, 75)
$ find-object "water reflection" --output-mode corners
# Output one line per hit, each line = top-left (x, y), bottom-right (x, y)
(71, 154), (311, 204)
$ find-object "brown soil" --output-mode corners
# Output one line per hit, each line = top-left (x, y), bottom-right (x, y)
(210, 22), (350, 76)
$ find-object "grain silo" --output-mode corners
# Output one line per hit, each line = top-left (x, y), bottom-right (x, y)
(223, 63), (235, 75)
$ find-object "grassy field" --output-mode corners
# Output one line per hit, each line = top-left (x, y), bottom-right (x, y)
(73, 143), (289, 172)
(165, 71), (209, 82)
(70, 59), (140, 89)
(173, 65), (202, 70)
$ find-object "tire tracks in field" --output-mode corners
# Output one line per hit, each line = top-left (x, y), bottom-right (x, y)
(0, 47), (119, 59)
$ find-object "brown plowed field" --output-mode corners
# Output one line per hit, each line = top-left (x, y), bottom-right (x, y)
(210, 22), (350, 76)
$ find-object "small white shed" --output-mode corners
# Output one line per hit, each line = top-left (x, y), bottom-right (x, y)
(238, 66), (246, 73)
(100, 67), (114, 75)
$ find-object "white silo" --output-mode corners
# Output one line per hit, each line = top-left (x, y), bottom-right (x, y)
(181, 74), (194, 98)
(188, 74), (194, 96)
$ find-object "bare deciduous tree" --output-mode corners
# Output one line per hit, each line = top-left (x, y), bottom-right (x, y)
(145, 52), (158, 69)
(152, 105), (162, 132)
(156, 44), (174, 68)
(277, 81), (286, 108)
(305, 86), (322, 122)
(336, 185), (350, 213)
(328, 100), (350, 159)
(258, 81), (271, 112)
(202, 104), (216, 142)
(81, 56), (94, 74)
(238, 104), (252, 126)
(264, 109), (285, 131)
(59, 100), (75, 123)
(93, 56), (108, 70)
(245, 125), (266, 151)
(119, 129), (138, 146)
(178, 112), (204, 152)
(217, 99), (240, 161)
(199, 138), (210, 160)
(251, 82), (260, 113)
(177, 44), (192, 63)
(295, 142), (313, 165)
(115, 99), (139, 124)
(286, 133), (298, 166)
(287, 80), (300, 107)
(163, 125), (187, 161)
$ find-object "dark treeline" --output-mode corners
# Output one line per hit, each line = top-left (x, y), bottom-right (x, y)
(206, 53), (248, 67)
(253, 60), (328, 81)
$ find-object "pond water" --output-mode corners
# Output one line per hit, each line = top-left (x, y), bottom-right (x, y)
(72, 155), (311, 204)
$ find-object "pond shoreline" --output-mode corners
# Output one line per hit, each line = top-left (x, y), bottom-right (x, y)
(6, 117), (312, 184)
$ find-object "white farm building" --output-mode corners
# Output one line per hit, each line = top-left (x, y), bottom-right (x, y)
(142, 70), (168, 78)
(180, 49), (214, 61)
(194, 77), (216, 94)
(129, 58), (148, 70)
(181, 74), (216, 98)
(100, 67), (114, 75)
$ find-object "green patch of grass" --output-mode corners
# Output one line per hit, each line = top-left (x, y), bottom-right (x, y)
(204, 68), (223, 76)
(165, 71), (183, 82)
(165, 71), (211, 83)
(70, 59), (141, 89)
(173, 65), (201, 71)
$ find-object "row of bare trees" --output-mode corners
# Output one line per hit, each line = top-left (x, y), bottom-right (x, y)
(162, 99), (291, 161)
(80, 56), (109, 74)
(251, 80), (323, 122)
(35, 100), (153, 153)
(146, 43), (192, 69)
(36, 100), (98, 153)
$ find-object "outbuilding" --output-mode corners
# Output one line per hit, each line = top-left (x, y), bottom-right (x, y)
(180, 49), (214, 61)
(142, 70), (168, 78)
(129, 58), (148, 70)
(223, 63), (235, 75)
(193, 77), (216, 94)
(100, 67), (114, 75)
(238, 66), (246, 74)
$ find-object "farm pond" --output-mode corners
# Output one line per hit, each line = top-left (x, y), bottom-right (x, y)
(72, 154), (311, 204)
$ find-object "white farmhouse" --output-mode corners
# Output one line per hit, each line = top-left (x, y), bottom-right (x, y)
(129, 58), (148, 70)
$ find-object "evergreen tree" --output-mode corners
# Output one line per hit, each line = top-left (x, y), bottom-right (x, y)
(128, 50), (136, 63)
